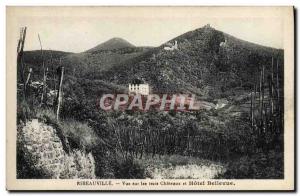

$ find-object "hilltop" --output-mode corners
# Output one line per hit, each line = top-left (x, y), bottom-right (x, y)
(86, 37), (135, 52)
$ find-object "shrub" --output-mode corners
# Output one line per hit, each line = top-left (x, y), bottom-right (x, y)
(113, 156), (146, 179)
(33, 108), (100, 151)
(61, 119), (100, 151)
(17, 100), (32, 123)
(34, 107), (57, 122)
(217, 151), (283, 179)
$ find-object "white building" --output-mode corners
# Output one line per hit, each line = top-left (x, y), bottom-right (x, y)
(164, 40), (178, 51)
(128, 83), (150, 95)
(220, 38), (227, 47)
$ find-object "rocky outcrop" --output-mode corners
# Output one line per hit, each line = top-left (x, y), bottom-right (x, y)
(18, 119), (96, 179)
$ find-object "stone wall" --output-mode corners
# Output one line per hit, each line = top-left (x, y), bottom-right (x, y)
(18, 119), (96, 179)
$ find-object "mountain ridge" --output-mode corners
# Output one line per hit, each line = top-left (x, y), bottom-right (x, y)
(22, 24), (283, 101)
(92, 25), (283, 99)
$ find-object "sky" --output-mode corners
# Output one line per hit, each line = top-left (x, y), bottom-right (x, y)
(8, 7), (286, 53)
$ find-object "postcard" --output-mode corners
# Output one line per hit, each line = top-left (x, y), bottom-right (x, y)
(6, 6), (294, 191)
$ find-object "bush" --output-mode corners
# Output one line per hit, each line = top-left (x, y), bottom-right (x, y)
(61, 119), (100, 151)
(34, 107), (57, 122)
(33, 108), (100, 151)
(218, 151), (284, 179)
(17, 100), (33, 123)
(113, 156), (146, 179)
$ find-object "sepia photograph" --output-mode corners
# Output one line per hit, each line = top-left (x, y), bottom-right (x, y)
(6, 6), (294, 191)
